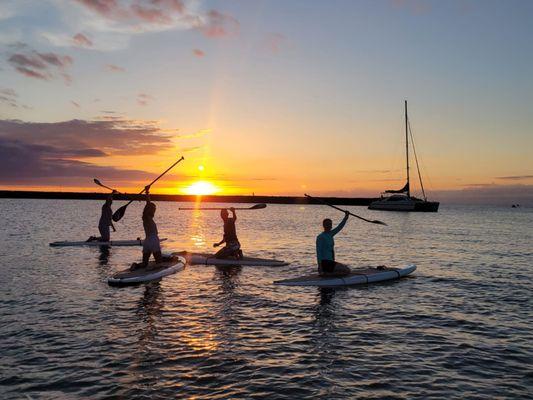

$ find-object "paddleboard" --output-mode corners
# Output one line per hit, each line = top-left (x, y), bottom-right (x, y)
(108, 255), (185, 286)
(274, 264), (416, 287)
(173, 251), (288, 267)
(50, 238), (167, 247)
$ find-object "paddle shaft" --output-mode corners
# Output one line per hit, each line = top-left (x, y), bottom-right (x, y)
(180, 207), (261, 210)
(94, 179), (121, 193)
(124, 156), (185, 207)
(112, 156), (184, 222)
(304, 194), (387, 225)
(179, 204), (266, 210)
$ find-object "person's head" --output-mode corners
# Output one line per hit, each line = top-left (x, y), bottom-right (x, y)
(322, 218), (332, 232)
(105, 196), (113, 206)
(220, 208), (229, 221)
(143, 202), (156, 219)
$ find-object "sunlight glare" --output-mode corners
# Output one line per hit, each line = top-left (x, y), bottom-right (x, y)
(184, 181), (218, 195)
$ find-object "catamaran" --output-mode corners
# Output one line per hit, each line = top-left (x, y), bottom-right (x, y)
(368, 101), (439, 212)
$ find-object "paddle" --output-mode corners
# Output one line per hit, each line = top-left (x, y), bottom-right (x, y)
(93, 178), (122, 193)
(179, 203), (267, 210)
(112, 156), (185, 222)
(304, 194), (387, 226)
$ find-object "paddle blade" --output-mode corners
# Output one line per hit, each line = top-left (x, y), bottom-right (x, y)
(94, 178), (102, 186)
(372, 220), (387, 226)
(250, 203), (267, 209)
(112, 205), (128, 222)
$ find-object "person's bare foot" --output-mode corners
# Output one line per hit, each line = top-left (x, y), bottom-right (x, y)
(130, 262), (143, 271)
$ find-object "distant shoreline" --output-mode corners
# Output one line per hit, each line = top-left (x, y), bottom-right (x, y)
(0, 190), (377, 206)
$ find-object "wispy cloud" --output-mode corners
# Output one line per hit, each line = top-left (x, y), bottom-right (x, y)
(137, 92), (153, 106)
(70, 1), (239, 41)
(196, 10), (240, 38)
(261, 33), (287, 54)
(192, 48), (205, 57)
(106, 63), (126, 72)
(496, 175), (533, 181)
(178, 128), (211, 139)
(70, 100), (80, 108)
(72, 33), (93, 47)
(7, 47), (73, 83)
(0, 88), (31, 109)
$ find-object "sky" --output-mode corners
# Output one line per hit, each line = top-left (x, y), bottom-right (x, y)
(0, 0), (532, 205)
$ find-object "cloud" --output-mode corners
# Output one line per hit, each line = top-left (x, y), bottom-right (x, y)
(69, 1), (239, 43)
(71, 100), (81, 108)
(137, 93), (153, 106)
(0, 87), (31, 109)
(1, 88), (19, 107)
(261, 33), (287, 54)
(7, 48), (73, 83)
(496, 175), (533, 181)
(106, 63), (126, 72)
(0, 116), (183, 186)
(0, 118), (173, 156)
(197, 10), (240, 38)
(434, 184), (533, 206)
(72, 33), (93, 47)
(192, 48), (205, 57)
(0, 137), (153, 184)
(179, 128), (211, 139)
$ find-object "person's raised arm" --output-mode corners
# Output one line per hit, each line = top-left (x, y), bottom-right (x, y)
(330, 211), (349, 236)
(229, 207), (237, 221)
(145, 185), (151, 203)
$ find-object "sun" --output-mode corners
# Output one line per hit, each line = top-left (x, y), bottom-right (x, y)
(184, 181), (219, 195)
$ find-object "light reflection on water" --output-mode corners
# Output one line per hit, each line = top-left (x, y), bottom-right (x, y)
(0, 199), (531, 399)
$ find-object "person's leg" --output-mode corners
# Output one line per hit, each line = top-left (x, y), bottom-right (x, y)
(99, 225), (110, 242)
(215, 246), (230, 258)
(153, 251), (163, 264)
(333, 262), (351, 276)
(319, 260), (336, 276)
(142, 251), (151, 267)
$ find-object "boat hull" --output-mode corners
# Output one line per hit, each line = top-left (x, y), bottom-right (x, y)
(368, 198), (439, 212)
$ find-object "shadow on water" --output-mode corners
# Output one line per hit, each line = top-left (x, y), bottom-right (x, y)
(313, 287), (338, 328)
(122, 282), (165, 395)
(214, 264), (242, 296)
(97, 245), (111, 266)
(136, 282), (164, 343)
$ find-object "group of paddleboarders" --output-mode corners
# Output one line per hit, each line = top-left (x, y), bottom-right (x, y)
(93, 191), (354, 277)
(93, 188), (244, 270)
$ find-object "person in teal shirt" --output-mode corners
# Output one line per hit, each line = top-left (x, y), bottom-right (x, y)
(316, 211), (351, 276)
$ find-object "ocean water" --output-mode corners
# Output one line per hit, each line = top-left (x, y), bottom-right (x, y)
(0, 199), (531, 399)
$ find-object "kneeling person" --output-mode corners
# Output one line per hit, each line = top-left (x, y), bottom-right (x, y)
(316, 212), (351, 276)
(132, 186), (163, 270)
(213, 207), (243, 259)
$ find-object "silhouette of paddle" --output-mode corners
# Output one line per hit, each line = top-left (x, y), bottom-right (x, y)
(304, 194), (387, 226)
(179, 204), (267, 210)
(93, 179), (122, 193)
(112, 156), (185, 222)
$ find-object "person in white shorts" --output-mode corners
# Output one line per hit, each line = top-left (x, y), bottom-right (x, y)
(131, 185), (162, 270)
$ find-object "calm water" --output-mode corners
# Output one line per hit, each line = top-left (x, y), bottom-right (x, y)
(0, 199), (531, 399)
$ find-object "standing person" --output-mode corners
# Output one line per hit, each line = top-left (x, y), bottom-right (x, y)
(316, 211), (351, 276)
(213, 207), (243, 259)
(89, 191), (117, 242)
(132, 186), (163, 270)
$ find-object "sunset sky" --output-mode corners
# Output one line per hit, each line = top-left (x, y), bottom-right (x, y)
(1, 0), (532, 203)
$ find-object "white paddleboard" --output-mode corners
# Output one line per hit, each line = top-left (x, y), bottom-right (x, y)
(50, 238), (167, 247)
(274, 265), (416, 287)
(107, 255), (185, 286)
(173, 251), (288, 267)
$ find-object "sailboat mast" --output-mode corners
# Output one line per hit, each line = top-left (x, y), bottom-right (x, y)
(405, 100), (410, 197)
